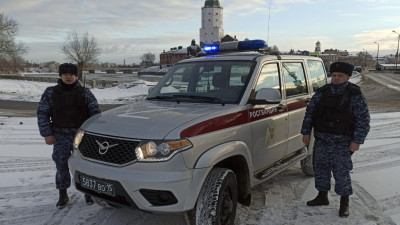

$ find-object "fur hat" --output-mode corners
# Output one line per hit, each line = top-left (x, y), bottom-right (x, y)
(58, 63), (78, 77)
(330, 62), (354, 77)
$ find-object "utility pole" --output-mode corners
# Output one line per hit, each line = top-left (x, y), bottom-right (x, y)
(393, 30), (400, 69)
(374, 42), (379, 70)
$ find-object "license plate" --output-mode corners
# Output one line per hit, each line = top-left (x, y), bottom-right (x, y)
(79, 175), (115, 196)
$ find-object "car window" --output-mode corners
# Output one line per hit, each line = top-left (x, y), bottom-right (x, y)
(254, 63), (281, 93)
(282, 62), (308, 98)
(307, 60), (327, 92)
(148, 61), (254, 104)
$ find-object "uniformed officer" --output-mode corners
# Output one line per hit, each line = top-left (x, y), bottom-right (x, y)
(37, 63), (101, 209)
(301, 62), (370, 217)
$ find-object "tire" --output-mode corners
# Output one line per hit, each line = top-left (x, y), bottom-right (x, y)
(301, 139), (316, 176)
(195, 168), (238, 225)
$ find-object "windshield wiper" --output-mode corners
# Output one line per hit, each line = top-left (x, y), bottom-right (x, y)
(172, 95), (225, 105)
(146, 95), (174, 101)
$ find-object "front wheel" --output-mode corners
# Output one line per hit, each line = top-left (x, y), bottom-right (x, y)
(194, 167), (238, 225)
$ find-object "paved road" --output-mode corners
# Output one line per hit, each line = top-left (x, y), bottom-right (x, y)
(362, 73), (400, 113)
(0, 100), (122, 117)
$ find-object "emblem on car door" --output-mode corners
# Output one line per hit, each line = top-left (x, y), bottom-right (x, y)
(95, 140), (118, 155)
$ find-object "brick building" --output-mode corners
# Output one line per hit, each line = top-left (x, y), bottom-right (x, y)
(160, 46), (187, 66)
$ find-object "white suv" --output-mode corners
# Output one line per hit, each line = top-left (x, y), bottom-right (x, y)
(69, 40), (328, 225)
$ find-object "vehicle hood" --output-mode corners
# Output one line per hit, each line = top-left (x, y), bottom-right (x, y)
(81, 100), (231, 139)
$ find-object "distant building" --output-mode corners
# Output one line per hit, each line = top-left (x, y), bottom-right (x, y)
(200, 0), (224, 47)
(322, 49), (349, 57)
(319, 48), (350, 64)
(315, 40), (321, 54)
(319, 53), (339, 63)
(159, 0), (237, 66)
(160, 46), (187, 66)
(221, 34), (237, 43)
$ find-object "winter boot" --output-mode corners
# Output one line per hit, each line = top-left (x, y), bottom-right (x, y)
(56, 189), (69, 209)
(307, 191), (329, 206)
(339, 196), (349, 217)
(84, 194), (94, 205)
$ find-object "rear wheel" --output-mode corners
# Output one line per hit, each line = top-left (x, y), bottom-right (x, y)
(194, 167), (238, 225)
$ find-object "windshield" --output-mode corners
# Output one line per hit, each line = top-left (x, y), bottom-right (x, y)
(147, 60), (255, 104)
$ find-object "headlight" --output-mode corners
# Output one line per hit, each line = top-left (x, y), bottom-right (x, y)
(135, 139), (192, 162)
(73, 130), (85, 149)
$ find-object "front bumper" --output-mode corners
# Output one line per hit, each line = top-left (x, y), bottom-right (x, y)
(68, 151), (210, 213)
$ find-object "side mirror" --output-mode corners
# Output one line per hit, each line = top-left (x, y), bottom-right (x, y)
(248, 88), (281, 104)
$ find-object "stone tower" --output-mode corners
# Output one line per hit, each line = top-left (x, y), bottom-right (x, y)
(199, 0), (224, 47)
(315, 40), (321, 54)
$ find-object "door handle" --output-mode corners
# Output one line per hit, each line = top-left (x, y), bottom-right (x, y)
(277, 104), (287, 112)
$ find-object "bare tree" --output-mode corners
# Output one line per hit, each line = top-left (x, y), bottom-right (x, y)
(61, 31), (101, 81)
(140, 52), (156, 66)
(0, 12), (28, 73)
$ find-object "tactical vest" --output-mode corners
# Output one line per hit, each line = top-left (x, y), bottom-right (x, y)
(51, 85), (89, 128)
(312, 83), (361, 137)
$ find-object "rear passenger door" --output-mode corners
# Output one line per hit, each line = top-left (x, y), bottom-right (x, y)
(282, 61), (311, 156)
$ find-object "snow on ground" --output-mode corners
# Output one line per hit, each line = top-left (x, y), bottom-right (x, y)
(0, 112), (399, 225)
(0, 79), (156, 104)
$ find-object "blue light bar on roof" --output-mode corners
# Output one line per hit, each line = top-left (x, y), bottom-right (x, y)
(203, 44), (219, 53)
(202, 39), (267, 53)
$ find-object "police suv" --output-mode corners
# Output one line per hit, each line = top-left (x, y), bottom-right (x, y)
(69, 40), (328, 225)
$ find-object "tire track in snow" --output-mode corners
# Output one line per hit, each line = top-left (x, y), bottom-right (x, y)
(0, 158), (55, 173)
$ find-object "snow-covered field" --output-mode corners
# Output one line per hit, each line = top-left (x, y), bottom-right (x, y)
(0, 78), (156, 104)
(0, 75), (399, 225)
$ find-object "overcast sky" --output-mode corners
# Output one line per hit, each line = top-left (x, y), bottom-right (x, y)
(2, 0), (400, 64)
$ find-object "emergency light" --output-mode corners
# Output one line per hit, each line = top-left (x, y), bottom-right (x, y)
(203, 39), (267, 54)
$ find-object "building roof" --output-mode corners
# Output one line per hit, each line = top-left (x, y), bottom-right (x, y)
(204, 0), (221, 8)
(161, 47), (187, 55)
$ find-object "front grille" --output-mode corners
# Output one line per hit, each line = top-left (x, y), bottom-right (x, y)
(78, 133), (139, 166)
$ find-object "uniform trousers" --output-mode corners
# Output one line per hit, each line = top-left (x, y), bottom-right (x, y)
(314, 138), (353, 196)
(52, 132), (74, 190)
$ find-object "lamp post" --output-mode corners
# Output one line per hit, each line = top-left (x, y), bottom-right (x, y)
(374, 42), (379, 70)
(393, 30), (400, 69)
(363, 49), (367, 69)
